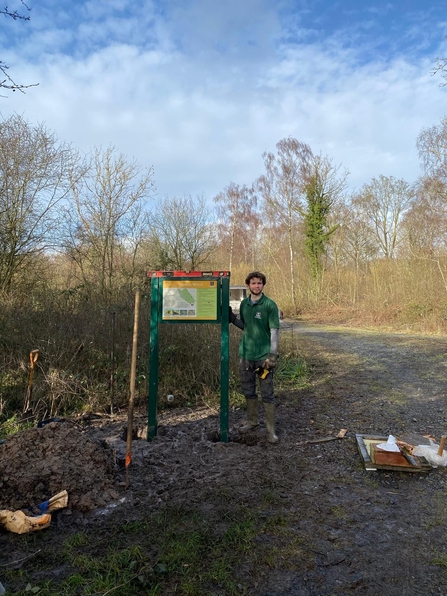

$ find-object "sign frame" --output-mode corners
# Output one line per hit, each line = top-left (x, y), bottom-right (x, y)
(147, 271), (230, 442)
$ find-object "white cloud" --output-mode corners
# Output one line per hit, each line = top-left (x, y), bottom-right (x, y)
(1, 0), (446, 202)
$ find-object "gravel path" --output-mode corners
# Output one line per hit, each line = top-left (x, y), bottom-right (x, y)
(292, 322), (447, 435)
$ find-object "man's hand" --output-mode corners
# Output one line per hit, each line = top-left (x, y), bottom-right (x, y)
(229, 307), (237, 324)
(262, 353), (278, 370)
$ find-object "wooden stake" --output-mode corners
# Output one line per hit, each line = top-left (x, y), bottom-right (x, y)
(437, 435), (447, 456)
(125, 290), (140, 490)
(110, 311), (116, 415)
(295, 428), (347, 447)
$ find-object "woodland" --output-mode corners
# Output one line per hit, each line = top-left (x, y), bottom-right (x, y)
(3, 7), (447, 595)
(2, 109), (447, 428)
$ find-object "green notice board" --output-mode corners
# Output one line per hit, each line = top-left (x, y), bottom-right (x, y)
(147, 271), (230, 442)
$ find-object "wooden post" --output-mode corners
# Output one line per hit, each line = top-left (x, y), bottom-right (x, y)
(110, 311), (116, 415)
(125, 291), (140, 490)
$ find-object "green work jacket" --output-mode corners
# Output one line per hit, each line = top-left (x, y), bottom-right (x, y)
(238, 293), (280, 361)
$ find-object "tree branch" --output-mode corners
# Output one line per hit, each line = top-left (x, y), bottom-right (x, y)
(0, 1), (37, 94)
(1, 1), (31, 21)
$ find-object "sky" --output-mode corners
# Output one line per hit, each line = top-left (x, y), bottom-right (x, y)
(0, 0), (446, 202)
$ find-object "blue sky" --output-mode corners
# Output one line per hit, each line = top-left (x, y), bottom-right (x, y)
(1, 0), (446, 201)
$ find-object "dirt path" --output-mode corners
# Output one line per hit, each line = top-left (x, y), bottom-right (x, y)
(272, 322), (447, 595)
(292, 322), (447, 436)
(2, 322), (447, 595)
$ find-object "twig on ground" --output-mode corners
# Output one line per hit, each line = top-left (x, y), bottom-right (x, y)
(0, 549), (41, 567)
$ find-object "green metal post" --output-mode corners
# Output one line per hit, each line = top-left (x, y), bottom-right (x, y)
(148, 277), (160, 441)
(220, 276), (230, 442)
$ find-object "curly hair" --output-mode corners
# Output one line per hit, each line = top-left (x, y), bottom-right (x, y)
(245, 271), (266, 285)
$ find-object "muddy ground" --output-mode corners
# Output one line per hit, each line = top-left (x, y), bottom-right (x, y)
(2, 321), (447, 595)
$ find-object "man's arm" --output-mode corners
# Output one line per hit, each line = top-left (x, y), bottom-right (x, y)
(229, 307), (244, 330)
(232, 318), (244, 330)
(270, 328), (279, 355)
(263, 328), (279, 369)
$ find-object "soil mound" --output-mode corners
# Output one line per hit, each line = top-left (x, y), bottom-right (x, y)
(0, 421), (119, 512)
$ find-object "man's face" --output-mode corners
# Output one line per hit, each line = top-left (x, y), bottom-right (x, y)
(248, 277), (264, 296)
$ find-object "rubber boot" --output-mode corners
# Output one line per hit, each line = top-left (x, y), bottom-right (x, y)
(240, 398), (259, 432)
(264, 403), (278, 444)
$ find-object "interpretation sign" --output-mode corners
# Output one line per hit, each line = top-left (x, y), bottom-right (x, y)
(146, 270), (230, 442)
(162, 280), (218, 320)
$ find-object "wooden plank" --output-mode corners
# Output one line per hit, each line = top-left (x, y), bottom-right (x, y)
(355, 434), (373, 465)
(296, 429), (347, 447)
(373, 445), (415, 467)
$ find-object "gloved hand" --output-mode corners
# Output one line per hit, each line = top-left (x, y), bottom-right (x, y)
(262, 353), (278, 370)
(229, 307), (237, 324)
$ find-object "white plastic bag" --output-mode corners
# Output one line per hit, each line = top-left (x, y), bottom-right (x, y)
(413, 439), (447, 468)
(376, 435), (400, 452)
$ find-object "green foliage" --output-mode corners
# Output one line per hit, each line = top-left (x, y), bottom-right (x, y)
(406, 302), (433, 321)
(431, 552), (447, 569)
(63, 531), (90, 549)
(0, 370), (25, 415)
(0, 414), (33, 437)
(273, 329), (310, 390)
(6, 502), (260, 595)
(229, 387), (246, 409)
(303, 175), (338, 280)
(276, 356), (309, 389)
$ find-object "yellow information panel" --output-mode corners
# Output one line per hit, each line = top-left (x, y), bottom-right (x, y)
(162, 280), (218, 320)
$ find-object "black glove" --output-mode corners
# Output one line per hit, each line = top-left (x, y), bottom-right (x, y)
(262, 353), (278, 370)
(229, 307), (237, 324)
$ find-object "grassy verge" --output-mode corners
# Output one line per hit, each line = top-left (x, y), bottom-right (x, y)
(4, 494), (310, 596)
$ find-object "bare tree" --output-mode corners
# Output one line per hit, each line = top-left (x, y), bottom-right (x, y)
(0, 1), (38, 94)
(214, 182), (258, 270)
(65, 146), (155, 300)
(401, 175), (447, 295)
(352, 175), (413, 259)
(147, 195), (217, 270)
(0, 114), (77, 291)
(325, 197), (379, 304)
(431, 51), (447, 87)
(402, 176), (447, 257)
(341, 201), (378, 268)
(256, 137), (312, 311)
(417, 116), (447, 192)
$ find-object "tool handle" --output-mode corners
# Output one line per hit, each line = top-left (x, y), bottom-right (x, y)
(437, 435), (447, 456)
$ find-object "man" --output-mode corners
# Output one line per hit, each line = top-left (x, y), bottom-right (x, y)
(230, 271), (280, 443)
